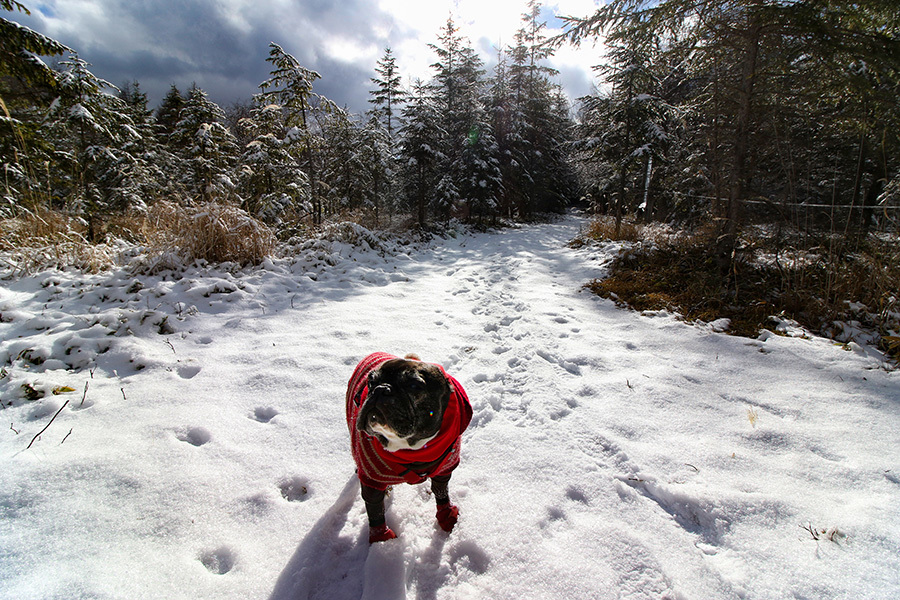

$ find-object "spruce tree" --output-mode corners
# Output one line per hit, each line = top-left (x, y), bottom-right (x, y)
(368, 47), (407, 139)
(399, 80), (446, 226)
(155, 85), (185, 144)
(170, 85), (239, 204)
(237, 103), (310, 224)
(256, 42), (338, 223)
(43, 55), (143, 238)
(1, 1), (69, 213)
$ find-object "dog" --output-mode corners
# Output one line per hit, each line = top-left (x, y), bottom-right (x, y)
(346, 352), (472, 543)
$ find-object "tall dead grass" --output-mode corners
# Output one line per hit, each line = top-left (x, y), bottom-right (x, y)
(0, 210), (117, 274)
(580, 217), (900, 361)
(138, 201), (276, 271)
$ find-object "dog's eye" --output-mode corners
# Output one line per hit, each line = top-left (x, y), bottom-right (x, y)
(407, 379), (425, 391)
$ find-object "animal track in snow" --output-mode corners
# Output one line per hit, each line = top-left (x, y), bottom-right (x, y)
(252, 406), (279, 423)
(278, 476), (311, 502)
(177, 427), (211, 446)
(535, 349), (582, 375)
(177, 364), (201, 379)
(199, 546), (235, 574)
(449, 541), (491, 576)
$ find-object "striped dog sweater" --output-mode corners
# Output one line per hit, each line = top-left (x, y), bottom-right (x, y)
(346, 352), (472, 491)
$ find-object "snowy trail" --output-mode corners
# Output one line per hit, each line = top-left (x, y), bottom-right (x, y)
(2, 215), (899, 600)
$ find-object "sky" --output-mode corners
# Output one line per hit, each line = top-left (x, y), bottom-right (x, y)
(9, 0), (606, 115)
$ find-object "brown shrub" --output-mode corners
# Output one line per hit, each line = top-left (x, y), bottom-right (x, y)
(584, 224), (900, 356)
(0, 210), (117, 274)
(142, 201), (276, 267)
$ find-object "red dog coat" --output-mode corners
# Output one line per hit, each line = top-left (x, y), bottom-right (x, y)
(346, 352), (472, 491)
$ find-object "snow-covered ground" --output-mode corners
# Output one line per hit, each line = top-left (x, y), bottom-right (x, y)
(1, 215), (898, 600)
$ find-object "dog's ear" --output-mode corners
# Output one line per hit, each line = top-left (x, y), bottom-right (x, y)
(419, 363), (450, 404)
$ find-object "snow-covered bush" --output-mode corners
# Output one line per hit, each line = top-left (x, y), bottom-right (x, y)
(135, 201), (275, 272)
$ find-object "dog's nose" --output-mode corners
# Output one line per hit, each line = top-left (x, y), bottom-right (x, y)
(371, 383), (393, 398)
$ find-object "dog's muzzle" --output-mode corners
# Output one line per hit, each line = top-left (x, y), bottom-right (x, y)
(356, 384), (392, 432)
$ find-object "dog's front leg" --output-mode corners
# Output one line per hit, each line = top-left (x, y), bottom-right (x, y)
(361, 484), (397, 543)
(431, 474), (459, 532)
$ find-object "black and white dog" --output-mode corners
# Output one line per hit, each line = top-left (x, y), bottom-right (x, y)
(345, 353), (472, 543)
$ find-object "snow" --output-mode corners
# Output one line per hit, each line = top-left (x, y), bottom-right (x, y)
(2, 214), (899, 600)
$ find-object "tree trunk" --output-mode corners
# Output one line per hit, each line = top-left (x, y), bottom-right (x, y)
(718, 14), (762, 270)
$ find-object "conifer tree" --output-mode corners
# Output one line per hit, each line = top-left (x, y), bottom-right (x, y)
(170, 85), (239, 204)
(256, 42), (338, 223)
(237, 103), (310, 224)
(368, 47), (407, 139)
(43, 55), (143, 238)
(505, 0), (577, 217)
(155, 85), (185, 144)
(1, 1), (69, 212)
(399, 80), (445, 226)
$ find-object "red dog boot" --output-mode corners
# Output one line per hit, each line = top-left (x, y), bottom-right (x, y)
(436, 502), (459, 532)
(369, 524), (398, 544)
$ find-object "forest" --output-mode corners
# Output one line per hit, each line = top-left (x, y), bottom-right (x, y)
(2, 0), (899, 352)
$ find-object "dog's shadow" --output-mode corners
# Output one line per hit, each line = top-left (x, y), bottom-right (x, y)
(269, 475), (467, 600)
(268, 475), (368, 600)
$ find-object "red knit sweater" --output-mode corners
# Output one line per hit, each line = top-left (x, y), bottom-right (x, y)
(346, 352), (472, 491)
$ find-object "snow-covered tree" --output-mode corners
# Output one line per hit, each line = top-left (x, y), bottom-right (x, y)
(1, 0), (69, 213)
(399, 81), (445, 226)
(237, 103), (310, 225)
(43, 55), (144, 238)
(170, 85), (239, 204)
(368, 47), (406, 140)
(256, 42), (339, 223)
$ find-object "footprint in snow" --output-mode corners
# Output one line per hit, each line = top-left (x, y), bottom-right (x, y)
(177, 427), (211, 447)
(252, 406), (279, 423)
(177, 364), (201, 379)
(199, 546), (236, 574)
(278, 476), (312, 502)
(566, 486), (590, 504)
(449, 541), (490, 576)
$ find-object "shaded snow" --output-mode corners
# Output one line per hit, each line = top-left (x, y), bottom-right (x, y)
(1, 215), (899, 599)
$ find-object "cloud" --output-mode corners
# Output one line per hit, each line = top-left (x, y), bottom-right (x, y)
(8, 0), (601, 112)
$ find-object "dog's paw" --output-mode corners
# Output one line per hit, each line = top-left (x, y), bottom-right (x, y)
(436, 502), (459, 533)
(369, 524), (398, 544)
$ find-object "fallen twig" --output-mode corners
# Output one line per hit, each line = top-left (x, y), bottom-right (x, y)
(10, 423), (19, 435)
(60, 428), (73, 445)
(80, 381), (89, 407)
(26, 400), (70, 450)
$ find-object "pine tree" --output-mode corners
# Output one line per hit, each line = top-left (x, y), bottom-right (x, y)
(505, 0), (577, 217)
(368, 47), (407, 139)
(562, 0), (900, 256)
(399, 80), (446, 226)
(170, 85), (239, 204)
(237, 103), (310, 224)
(428, 16), (500, 220)
(43, 55), (143, 238)
(256, 42), (338, 223)
(155, 85), (185, 144)
(1, 1), (69, 213)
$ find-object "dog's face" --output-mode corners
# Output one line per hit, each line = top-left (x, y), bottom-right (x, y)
(356, 358), (451, 452)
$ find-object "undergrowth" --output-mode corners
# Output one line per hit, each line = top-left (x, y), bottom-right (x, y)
(577, 217), (900, 361)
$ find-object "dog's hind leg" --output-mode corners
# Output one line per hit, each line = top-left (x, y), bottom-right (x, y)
(431, 474), (459, 533)
(361, 484), (397, 543)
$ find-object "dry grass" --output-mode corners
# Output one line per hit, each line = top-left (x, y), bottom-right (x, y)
(0, 210), (118, 274)
(139, 201), (276, 270)
(582, 217), (900, 360)
(1, 202), (277, 276)
(571, 216), (644, 246)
